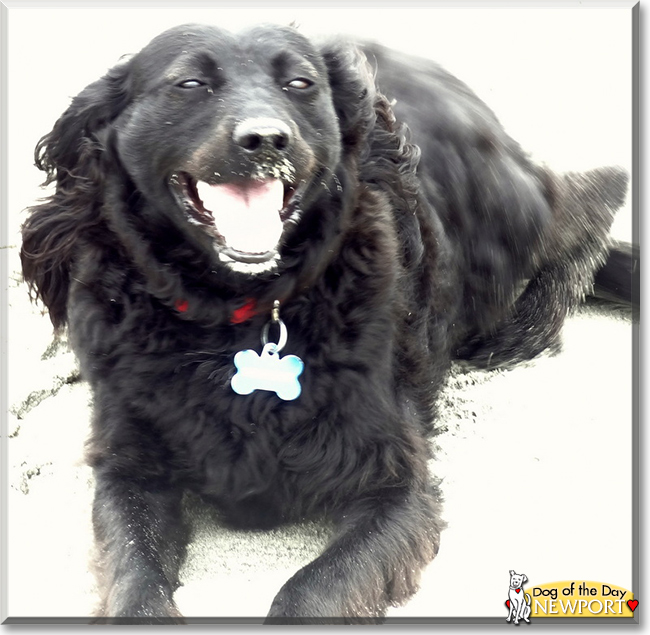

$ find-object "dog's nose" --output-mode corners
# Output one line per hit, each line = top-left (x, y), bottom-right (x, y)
(233, 118), (292, 154)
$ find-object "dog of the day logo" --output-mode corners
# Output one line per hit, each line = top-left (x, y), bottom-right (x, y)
(505, 573), (638, 621)
(505, 570), (532, 625)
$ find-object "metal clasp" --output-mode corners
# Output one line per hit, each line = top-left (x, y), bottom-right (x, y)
(261, 300), (287, 353)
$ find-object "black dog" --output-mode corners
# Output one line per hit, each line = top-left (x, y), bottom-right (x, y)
(20, 23), (632, 623)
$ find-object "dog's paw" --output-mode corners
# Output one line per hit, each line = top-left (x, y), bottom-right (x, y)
(92, 614), (186, 626)
(266, 588), (344, 625)
(93, 595), (186, 625)
(265, 577), (384, 625)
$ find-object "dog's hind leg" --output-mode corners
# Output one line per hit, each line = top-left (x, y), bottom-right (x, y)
(266, 485), (444, 624)
(91, 471), (189, 624)
(456, 166), (629, 368)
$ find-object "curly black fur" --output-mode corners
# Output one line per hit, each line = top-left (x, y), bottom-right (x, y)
(20, 24), (630, 624)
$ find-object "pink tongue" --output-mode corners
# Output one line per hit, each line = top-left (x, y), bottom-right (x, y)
(196, 179), (284, 254)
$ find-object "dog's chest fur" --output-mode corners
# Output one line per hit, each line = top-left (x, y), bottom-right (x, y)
(70, 215), (428, 524)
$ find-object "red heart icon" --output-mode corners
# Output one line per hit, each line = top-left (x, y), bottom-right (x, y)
(516, 589), (521, 594)
(505, 600), (510, 608)
(627, 600), (638, 612)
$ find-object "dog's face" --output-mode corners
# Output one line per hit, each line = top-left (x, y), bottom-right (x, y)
(112, 24), (343, 274)
(509, 571), (527, 589)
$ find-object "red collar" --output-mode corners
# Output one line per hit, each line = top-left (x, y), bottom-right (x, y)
(174, 297), (258, 324)
(230, 298), (258, 323)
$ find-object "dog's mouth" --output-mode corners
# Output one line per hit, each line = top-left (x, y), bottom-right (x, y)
(170, 173), (300, 265)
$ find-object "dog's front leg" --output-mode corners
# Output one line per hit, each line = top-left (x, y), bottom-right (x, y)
(514, 595), (527, 624)
(91, 470), (189, 624)
(513, 600), (522, 625)
(266, 485), (443, 624)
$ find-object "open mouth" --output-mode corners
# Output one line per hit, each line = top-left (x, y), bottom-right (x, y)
(170, 173), (299, 265)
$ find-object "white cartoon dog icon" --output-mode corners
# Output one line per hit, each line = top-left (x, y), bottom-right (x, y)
(506, 570), (531, 625)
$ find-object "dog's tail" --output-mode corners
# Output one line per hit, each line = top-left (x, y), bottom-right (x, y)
(592, 240), (639, 313)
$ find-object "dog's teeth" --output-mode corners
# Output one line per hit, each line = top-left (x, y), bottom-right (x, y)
(217, 249), (280, 274)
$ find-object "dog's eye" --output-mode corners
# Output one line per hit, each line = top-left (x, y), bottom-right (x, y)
(286, 78), (313, 90)
(177, 79), (206, 89)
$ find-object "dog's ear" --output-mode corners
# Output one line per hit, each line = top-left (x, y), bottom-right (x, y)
(522, 574), (528, 583)
(319, 39), (376, 154)
(21, 59), (133, 330)
(36, 59), (133, 187)
(509, 570), (515, 576)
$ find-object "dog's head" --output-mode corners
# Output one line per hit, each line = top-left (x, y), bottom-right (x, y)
(22, 24), (378, 326)
(116, 24), (352, 274)
(509, 570), (528, 590)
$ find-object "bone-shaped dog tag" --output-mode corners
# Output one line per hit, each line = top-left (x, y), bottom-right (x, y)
(231, 343), (304, 401)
